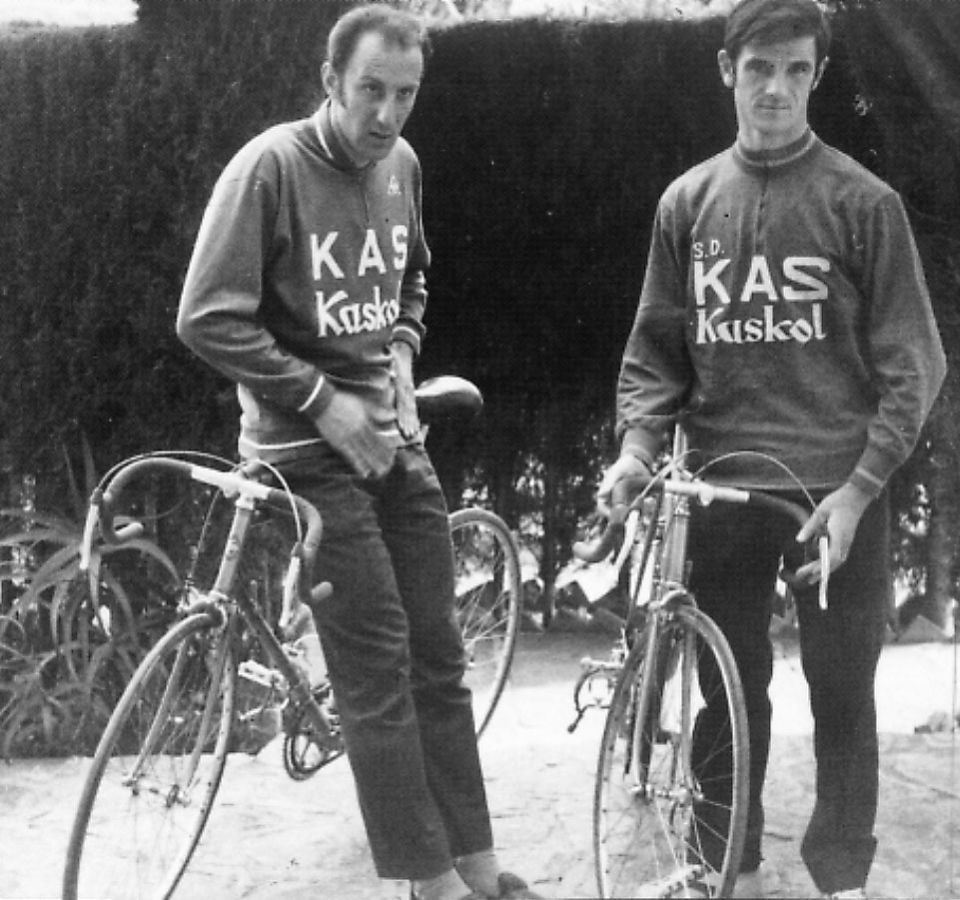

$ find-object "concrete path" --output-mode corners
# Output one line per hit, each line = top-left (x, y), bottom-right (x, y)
(2, 630), (959, 899)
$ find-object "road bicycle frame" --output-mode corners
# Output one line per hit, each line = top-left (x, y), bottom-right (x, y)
(86, 455), (340, 750)
(569, 428), (827, 729)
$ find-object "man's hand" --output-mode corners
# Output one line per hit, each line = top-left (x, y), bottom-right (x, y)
(390, 341), (420, 441)
(597, 453), (653, 517)
(792, 482), (873, 585)
(313, 391), (395, 479)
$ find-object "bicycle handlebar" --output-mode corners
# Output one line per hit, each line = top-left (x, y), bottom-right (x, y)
(574, 473), (829, 598)
(85, 457), (325, 609)
(574, 471), (830, 608)
(572, 475), (646, 565)
(574, 473), (815, 565)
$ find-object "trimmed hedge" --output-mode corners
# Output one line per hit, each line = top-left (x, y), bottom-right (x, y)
(0, 2), (352, 506)
(0, 1), (953, 525)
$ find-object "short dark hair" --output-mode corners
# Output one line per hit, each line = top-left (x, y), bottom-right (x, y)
(326, 4), (431, 76)
(724, 0), (831, 66)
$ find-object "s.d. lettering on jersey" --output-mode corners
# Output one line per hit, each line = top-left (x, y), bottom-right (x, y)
(691, 239), (829, 346)
(310, 225), (409, 338)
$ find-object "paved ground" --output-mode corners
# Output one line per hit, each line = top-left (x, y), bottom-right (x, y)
(2, 628), (959, 899)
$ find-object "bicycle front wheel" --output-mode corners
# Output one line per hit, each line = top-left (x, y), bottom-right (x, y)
(594, 603), (749, 899)
(449, 507), (522, 737)
(63, 611), (235, 900)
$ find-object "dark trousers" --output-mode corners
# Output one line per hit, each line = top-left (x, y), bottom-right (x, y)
(281, 444), (493, 879)
(687, 492), (889, 894)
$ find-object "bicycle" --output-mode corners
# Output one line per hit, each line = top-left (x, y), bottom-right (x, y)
(569, 430), (828, 899)
(61, 376), (522, 900)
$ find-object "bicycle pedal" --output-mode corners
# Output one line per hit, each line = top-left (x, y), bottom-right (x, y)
(636, 864), (710, 898)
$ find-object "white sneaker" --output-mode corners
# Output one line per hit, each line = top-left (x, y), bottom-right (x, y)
(824, 889), (867, 900)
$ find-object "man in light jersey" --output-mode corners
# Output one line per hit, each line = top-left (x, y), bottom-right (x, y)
(598, 1), (946, 897)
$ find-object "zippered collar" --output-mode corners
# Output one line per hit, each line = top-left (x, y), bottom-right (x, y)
(313, 99), (374, 175)
(733, 128), (818, 172)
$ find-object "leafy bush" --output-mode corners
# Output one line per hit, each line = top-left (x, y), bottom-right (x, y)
(0, 446), (181, 758)
(0, 450), (315, 758)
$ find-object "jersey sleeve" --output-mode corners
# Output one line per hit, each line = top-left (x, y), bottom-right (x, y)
(847, 192), (946, 495)
(390, 154), (431, 355)
(176, 143), (335, 421)
(616, 200), (693, 464)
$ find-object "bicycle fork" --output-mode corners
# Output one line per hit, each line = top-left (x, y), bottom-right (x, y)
(121, 604), (229, 805)
(629, 600), (705, 813)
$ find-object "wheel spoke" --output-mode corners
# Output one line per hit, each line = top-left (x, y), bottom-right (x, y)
(594, 608), (748, 898)
(64, 615), (234, 900)
(449, 509), (521, 736)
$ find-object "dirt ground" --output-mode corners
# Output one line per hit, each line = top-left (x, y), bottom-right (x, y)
(2, 628), (959, 900)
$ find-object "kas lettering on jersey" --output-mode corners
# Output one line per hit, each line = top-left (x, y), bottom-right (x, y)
(310, 223), (409, 338)
(692, 239), (829, 346)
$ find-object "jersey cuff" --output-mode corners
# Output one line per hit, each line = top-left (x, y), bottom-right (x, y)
(849, 466), (885, 499)
(391, 325), (421, 356)
(297, 375), (335, 420)
(621, 429), (661, 468)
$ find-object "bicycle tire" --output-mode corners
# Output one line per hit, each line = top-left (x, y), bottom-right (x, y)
(594, 603), (749, 899)
(449, 507), (522, 737)
(63, 611), (235, 900)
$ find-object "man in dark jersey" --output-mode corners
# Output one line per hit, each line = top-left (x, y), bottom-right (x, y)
(178, 6), (539, 899)
(598, 1), (946, 897)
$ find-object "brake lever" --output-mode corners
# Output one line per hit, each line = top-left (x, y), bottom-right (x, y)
(780, 528), (829, 611)
(817, 533), (830, 611)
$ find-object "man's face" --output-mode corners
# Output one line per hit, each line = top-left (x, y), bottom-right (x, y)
(719, 35), (825, 150)
(323, 30), (423, 166)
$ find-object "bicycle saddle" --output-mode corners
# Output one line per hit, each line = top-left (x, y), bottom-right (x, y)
(414, 375), (483, 421)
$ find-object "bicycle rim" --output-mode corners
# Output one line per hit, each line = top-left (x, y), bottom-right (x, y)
(63, 612), (235, 900)
(594, 605), (749, 898)
(449, 507), (522, 737)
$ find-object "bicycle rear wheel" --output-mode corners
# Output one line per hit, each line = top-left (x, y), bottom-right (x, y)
(449, 507), (522, 737)
(594, 603), (749, 899)
(63, 611), (235, 900)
